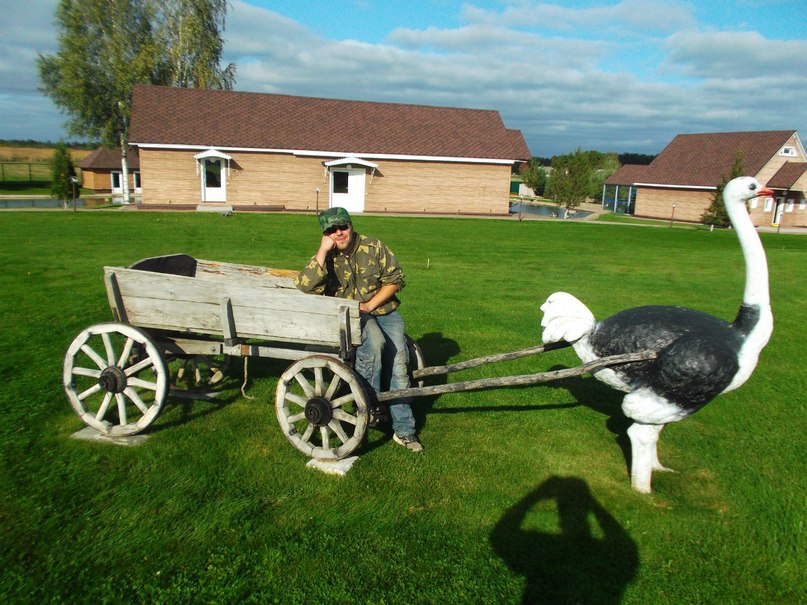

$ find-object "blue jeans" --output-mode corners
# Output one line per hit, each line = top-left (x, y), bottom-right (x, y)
(355, 311), (416, 437)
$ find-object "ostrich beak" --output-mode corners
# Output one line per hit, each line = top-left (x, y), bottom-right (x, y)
(754, 187), (774, 198)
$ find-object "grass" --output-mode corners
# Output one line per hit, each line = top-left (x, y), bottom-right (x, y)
(1, 211), (805, 604)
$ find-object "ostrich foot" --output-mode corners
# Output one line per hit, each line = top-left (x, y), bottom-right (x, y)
(650, 426), (675, 473)
(626, 423), (665, 493)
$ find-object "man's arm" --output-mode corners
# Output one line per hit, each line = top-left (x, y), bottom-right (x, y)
(295, 235), (335, 294)
(359, 283), (399, 314)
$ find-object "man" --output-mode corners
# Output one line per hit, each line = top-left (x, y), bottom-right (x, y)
(294, 207), (423, 452)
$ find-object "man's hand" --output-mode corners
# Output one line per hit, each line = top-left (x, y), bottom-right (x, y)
(315, 235), (336, 268)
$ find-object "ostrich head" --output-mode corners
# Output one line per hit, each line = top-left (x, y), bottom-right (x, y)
(540, 292), (596, 344)
(723, 176), (773, 216)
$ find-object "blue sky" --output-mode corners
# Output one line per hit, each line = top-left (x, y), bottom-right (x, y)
(1, 0), (805, 156)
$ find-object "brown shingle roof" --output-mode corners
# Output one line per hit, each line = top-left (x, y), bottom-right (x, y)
(77, 147), (139, 170)
(767, 162), (807, 189)
(637, 130), (796, 187)
(605, 164), (649, 185)
(129, 84), (530, 161)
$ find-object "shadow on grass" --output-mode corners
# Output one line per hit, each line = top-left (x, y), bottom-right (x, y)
(420, 356), (633, 472)
(491, 475), (639, 605)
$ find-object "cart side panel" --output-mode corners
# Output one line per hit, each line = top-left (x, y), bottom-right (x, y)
(195, 259), (298, 289)
(103, 267), (361, 347)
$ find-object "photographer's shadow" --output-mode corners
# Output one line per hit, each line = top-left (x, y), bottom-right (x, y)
(491, 475), (638, 605)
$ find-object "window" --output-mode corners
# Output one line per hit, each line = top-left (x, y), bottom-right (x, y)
(800, 200), (806, 210)
(111, 171), (121, 190)
(205, 160), (222, 187)
(750, 198), (758, 209)
(786, 200), (794, 212)
(333, 171), (349, 194)
(779, 146), (797, 157)
(764, 197), (773, 212)
(133, 172), (141, 190)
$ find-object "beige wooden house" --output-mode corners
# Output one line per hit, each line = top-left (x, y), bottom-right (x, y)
(128, 85), (530, 215)
(76, 147), (141, 198)
(604, 130), (807, 228)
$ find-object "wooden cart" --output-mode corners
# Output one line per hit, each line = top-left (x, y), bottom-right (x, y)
(64, 254), (652, 460)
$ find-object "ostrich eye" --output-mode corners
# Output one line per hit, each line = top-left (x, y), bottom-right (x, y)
(749, 183), (757, 191)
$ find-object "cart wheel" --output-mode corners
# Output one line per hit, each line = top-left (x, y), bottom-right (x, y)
(406, 334), (425, 388)
(175, 355), (230, 386)
(63, 323), (169, 436)
(276, 355), (370, 460)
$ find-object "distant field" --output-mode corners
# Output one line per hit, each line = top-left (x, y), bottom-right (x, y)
(0, 146), (92, 185)
(0, 145), (92, 163)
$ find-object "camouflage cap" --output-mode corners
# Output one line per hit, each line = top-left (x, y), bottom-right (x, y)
(318, 207), (352, 232)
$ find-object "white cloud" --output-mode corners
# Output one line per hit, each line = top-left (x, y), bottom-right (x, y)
(0, 0), (803, 155)
(666, 30), (807, 78)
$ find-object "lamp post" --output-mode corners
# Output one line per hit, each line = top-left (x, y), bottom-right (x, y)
(669, 203), (676, 227)
(70, 176), (80, 212)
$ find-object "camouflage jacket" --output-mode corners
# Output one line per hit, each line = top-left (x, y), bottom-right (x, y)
(294, 232), (405, 316)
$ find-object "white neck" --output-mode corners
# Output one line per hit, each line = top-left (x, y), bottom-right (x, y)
(724, 198), (773, 392)
(728, 200), (769, 307)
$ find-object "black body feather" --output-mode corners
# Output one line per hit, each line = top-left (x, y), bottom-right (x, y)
(589, 305), (755, 410)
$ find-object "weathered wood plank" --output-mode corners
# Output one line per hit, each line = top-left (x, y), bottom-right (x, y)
(195, 259), (297, 288)
(103, 266), (361, 346)
(376, 350), (657, 402)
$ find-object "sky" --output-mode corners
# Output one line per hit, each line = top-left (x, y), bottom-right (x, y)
(1, 0), (805, 157)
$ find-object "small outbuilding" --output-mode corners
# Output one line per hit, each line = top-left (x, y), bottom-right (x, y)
(128, 84), (530, 215)
(604, 130), (807, 228)
(76, 147), (141, 199)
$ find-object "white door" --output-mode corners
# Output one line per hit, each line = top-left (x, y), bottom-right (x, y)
(111, 172), (123, 194)
(202, 158), (226, 202)
(773, 198), (785, 225)
(330, 169), (365, 213)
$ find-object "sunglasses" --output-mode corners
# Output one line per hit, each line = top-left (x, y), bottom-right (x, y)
(324, 223), (350, 235)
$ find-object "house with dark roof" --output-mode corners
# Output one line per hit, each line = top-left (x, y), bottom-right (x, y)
(128, 84), (530, 215)
(77, 146), (141, 198)
(604, 130), (807, 228)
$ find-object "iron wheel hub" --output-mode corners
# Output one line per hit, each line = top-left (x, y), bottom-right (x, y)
(304, 396), (333, 426)
(98, 366), (128, 394)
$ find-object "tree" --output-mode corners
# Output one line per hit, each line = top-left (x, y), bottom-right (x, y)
(520, 158), (549, 197)
(38, 0), (158, 204)
(545, 148), (594, 215)
(702, 152), (745, 227)
(152, 0), (236, 89)
(50, 143), (76, 209)
(38, 0), (236, 203)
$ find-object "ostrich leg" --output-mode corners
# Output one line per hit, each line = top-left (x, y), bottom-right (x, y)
(626, 422), (665, 493)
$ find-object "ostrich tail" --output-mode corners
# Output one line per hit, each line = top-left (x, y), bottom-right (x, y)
(540, 292), (596, 344)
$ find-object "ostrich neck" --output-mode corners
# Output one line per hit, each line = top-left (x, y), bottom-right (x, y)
(729, 202), (769, 307)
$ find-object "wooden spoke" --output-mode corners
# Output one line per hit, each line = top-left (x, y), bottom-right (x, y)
(64, 323), (168, 436)
(330, 392), (355, 409)
(80, 343), (107, 370)
(95, 393), (113, 421)
(123, 388), (152, 414)
(172, 354), (230, 387)
(328, 420), (350, 444)
(276, 355), (370, 460)
(72, 366), (101, 379)
(332, 409), (358, 425)
(284, 393), (308, 408)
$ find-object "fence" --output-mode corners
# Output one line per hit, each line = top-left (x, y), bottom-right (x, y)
(0, 162), (51, 183)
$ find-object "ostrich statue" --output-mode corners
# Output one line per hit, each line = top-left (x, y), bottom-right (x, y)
(540, 176), (774, 493)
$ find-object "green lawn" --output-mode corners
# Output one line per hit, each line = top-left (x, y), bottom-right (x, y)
(1, 210), (804, 604)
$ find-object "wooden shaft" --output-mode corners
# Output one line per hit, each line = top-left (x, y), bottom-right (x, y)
(411, 341), (570, 379)
(377, 350), (656, 402)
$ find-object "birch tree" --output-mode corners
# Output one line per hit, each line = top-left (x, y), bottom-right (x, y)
(38, 0), (158, 203)
(38, 0), (236, 204)
(153, 0), (236, 89)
